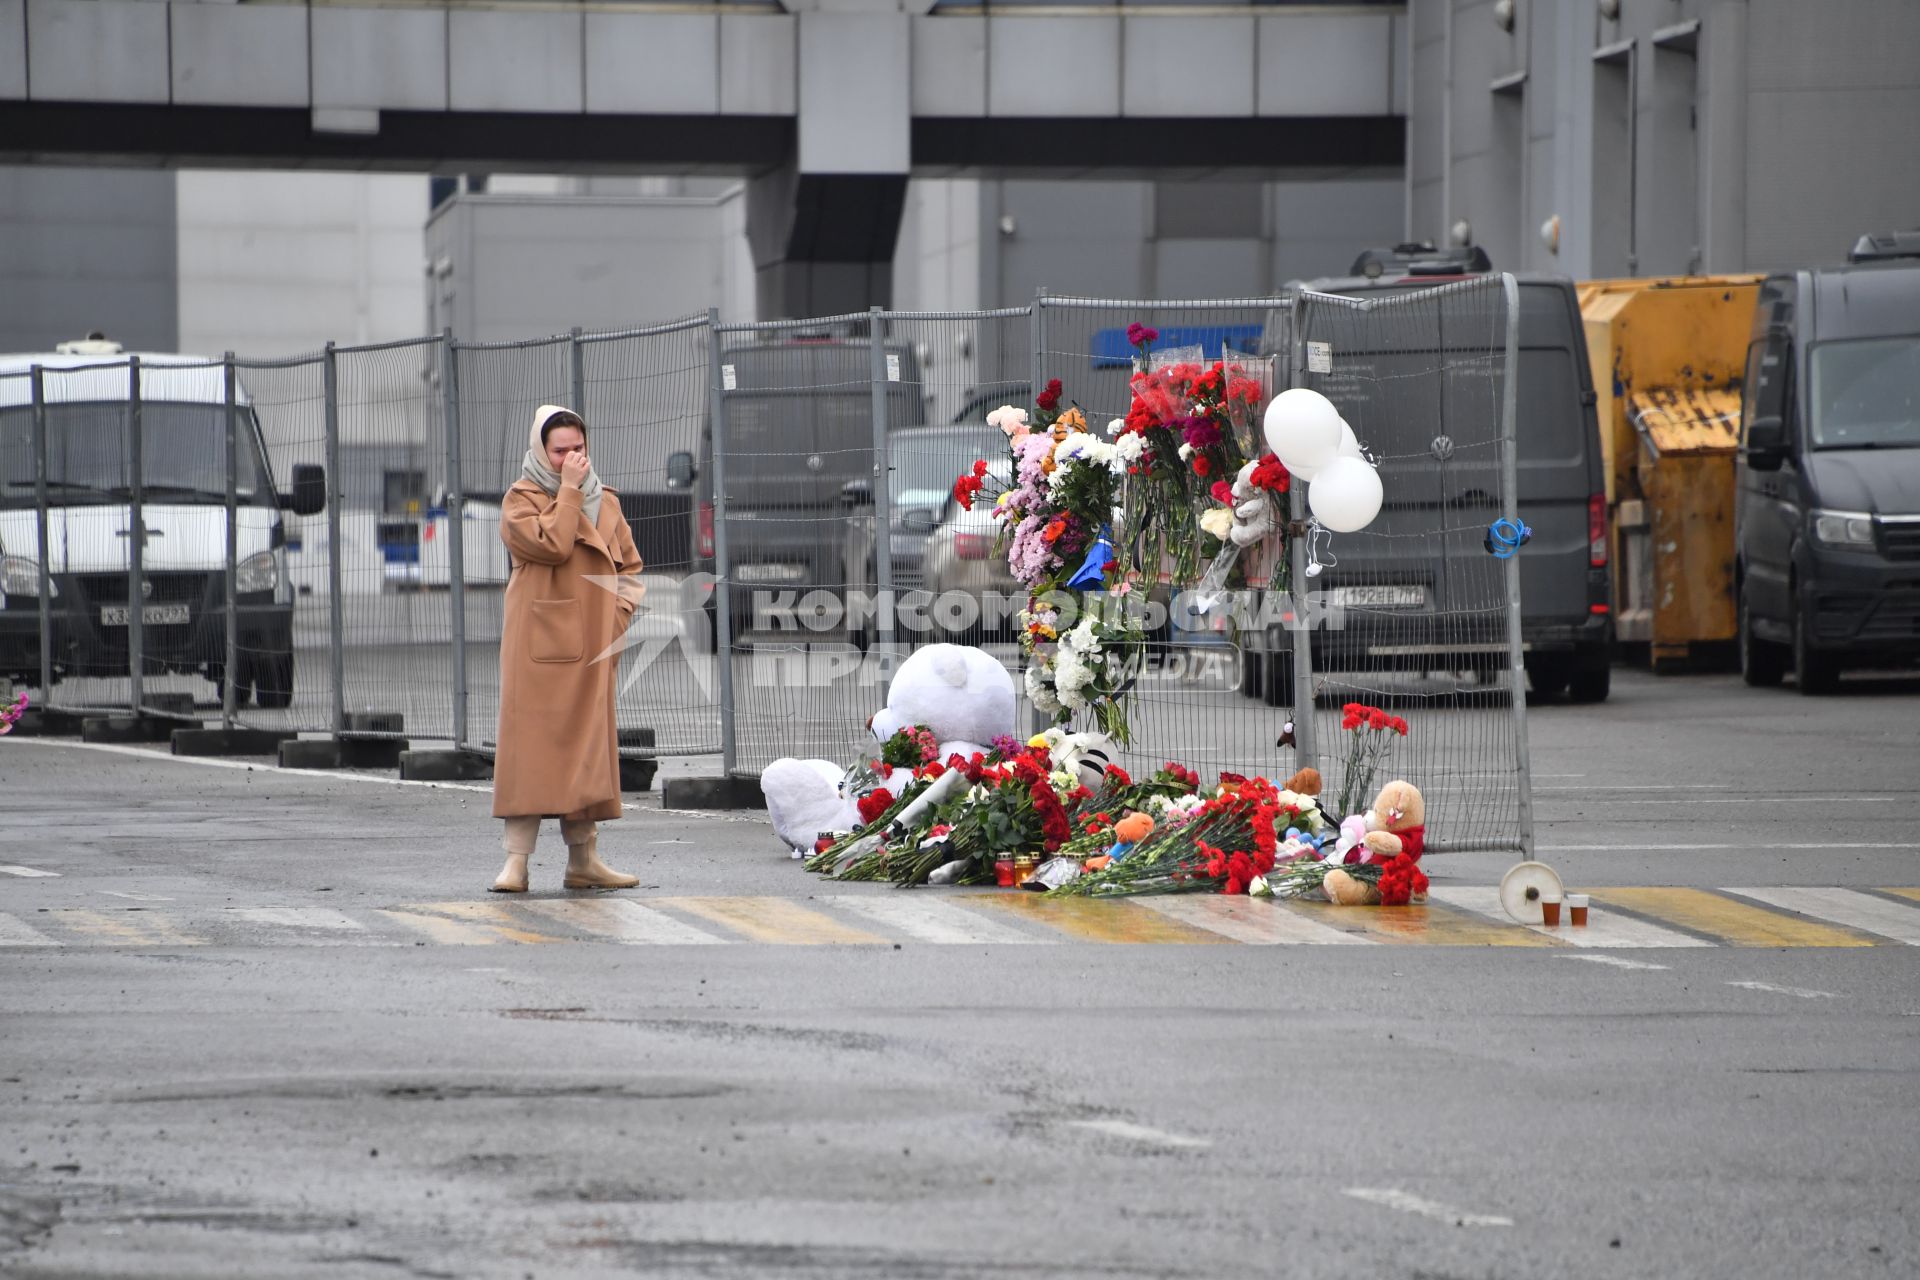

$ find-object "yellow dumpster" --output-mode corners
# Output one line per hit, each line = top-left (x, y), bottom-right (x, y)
(1578, 276), (1761, 671)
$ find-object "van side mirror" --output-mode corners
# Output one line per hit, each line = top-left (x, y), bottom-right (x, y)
(284, 464), (327, 516)
(1745, 415), (1787, 472)
(841, 478), (874, 508)
(665, 451), (695, 490)
(902, 507), (938, 534)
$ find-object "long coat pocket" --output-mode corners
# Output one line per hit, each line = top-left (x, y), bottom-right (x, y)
(529, 598), (583, 663)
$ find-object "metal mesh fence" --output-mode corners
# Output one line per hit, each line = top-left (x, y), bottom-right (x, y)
(1285, 277), (1531, 852)
(1033, 295), (1287, 778)
(577, 317), (720, 759)
(0, 301), (1532, 851)
(320, 338), (447, 740)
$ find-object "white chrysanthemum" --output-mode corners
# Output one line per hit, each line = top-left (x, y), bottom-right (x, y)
(1113, 432), (1145, 465)
(1177, 442), (1195, 461)
(1106, 417), (1127, 438)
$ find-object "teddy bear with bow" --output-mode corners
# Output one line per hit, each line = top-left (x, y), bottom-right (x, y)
(1322, 779), (1428, 905)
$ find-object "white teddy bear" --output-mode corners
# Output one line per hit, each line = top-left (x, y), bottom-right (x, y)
(1226, 458), (1279, 548)
(760, 643), (1017, 855)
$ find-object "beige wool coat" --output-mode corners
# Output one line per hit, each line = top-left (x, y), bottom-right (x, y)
(491, 479), (645, 820)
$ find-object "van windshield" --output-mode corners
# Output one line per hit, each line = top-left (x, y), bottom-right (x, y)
(0, 402), (276, 509)
(1810, 336), (1920, 449)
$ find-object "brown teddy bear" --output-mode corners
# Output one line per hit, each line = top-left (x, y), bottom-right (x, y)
(1322, 780), (1428, 906)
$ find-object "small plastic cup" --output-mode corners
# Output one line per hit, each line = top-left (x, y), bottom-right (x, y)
(1541, 896), (1563, 927)
(1566, 893), (1589, 927)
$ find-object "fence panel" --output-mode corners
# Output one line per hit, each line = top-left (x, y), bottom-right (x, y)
(316, 338), (449, 740)
(1032, 295), (1287, 778)
(579, 317), (722, 759)
(453, 337), (571, 753)
(1, 368), (55, 705)
(1287, 276), (1530, 852)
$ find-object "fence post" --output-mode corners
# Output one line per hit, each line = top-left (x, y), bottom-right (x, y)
(126, 356), (144, 715)
(569, 326), (586, 416)
(441, 331), (469, 752)
(706, 308), (739, 776)
(222, 354), (240, 732)
(1285, 296), (1319, 772)
(868, 306), (897, 658)
(1498, 274), (1536, 853)
(29, 365), (52, 701)
(322, 342), (346, 737)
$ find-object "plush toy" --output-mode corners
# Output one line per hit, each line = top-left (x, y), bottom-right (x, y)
(1360, 780), (1426, 862)
(1033, 726), (1119, 791)
(1226, 459), (1279, 548)
(761, 644), (1017, 854)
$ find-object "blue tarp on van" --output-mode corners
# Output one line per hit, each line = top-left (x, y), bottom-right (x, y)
(1089, 324), (1265, 369)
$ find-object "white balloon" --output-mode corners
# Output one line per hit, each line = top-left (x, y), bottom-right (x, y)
(1263, 389), (1342, 475)
(1337, 418), (1365, 461)
(1307, 456), (1384, 533)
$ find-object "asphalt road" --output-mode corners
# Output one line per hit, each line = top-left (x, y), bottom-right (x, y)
(1, 668), (1917, 1279)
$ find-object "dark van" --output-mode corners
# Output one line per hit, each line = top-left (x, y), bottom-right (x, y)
(1244, 250), (1613, 703)
(666, 337), (924, 647)
(1735, 235), (1920, 693)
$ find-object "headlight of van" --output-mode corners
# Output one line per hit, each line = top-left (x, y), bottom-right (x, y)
(1809, 509), (1875, 550)
(0, 556), (56, 600)
(235, 550), (279, 594)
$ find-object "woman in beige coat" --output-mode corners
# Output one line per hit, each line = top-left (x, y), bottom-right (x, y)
(490, 405), (646, 893)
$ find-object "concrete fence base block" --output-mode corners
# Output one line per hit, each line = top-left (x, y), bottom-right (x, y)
(619, 756), (658, 793)
(9, 708), (90, 737)
(399, 749), (493, 783)
(171, 727), (298, 757)
(341, 738), (408, 770)
(278, 738), (344, 769)
(82, 714), (201, 745)
(661, 775), (764, 810)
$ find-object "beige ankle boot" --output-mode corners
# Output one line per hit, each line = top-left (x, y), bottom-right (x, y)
(492, 817), (537, 893)
(564, 833), (638, 890)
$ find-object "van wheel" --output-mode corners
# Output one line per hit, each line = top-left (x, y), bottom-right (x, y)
(1793, 607), (1839, 695)
(211, 664), (250, 708)
(1738, 588), (1786, 687)
(1566, 658), (1611, 704)
(1526, 657), (1570, 698)
(252, 651), (295, 710)
(1262, 650), (1295, 707)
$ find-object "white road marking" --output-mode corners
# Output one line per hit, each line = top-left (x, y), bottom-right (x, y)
(0, 865), (59, 878)
(1, 739), (767, 824)
(1138, 895), (1378, 945)
(1540, 843), (1920, 852)
(1726, 981), (1839, 999)
(1723, 888), (1920, 946)
(1556, 954), (1671, 971)
(100, 890), (174, 902)
(1428, 886), (1710, 948)
(1343, 1188), (1513, 1227)
(0, 914), (60, 947)
(519, 898), (725, 945)
(816, 894), (1051, 945)
(1541, 797), (1895, 806)
(224, 906), (368, 932)
(1068, 1119), (1211, 1150)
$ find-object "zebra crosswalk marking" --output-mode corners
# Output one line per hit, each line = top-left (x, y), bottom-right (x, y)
(1428, 886), (1712, 948)
(814, 894), (1053, 945)
(1722, 888), (1920, 946)
(224, 906), (368, 932)
(961, 894), (1232, 944)
(1138, 895), (1379, 945)
(52, 909), (204, 947)
(655, 896), (892, 945)
(0, 914), (60, 947)
(1288, 897), (1561, 947)
(519, 899), (726, 946)
(1593, 887), (1877, 948)
(379, 903), (568, 946)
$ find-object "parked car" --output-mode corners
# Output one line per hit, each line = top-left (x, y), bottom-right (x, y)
(844, 425), (1005, 650)
(1735, 233), (1920, 693)
(666, 336), (925, 649)
(0, 336), (326, 706)
(1243, 250), (1614, 704)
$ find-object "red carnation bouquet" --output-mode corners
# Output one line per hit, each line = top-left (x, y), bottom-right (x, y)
(1333, 702), (1409, 820)
(1054, 774), (1314, 897)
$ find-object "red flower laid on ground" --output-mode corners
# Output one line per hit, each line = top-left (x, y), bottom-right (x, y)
(857, 790), (894, 826)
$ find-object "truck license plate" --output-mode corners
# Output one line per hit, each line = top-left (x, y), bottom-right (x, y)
(100, 605), (191, 627)
(1329, 586), (1424, 608)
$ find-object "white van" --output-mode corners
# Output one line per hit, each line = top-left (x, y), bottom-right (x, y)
(0, 337), (325, 706)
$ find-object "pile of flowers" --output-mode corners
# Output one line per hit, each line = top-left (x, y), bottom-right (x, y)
(0, 691), (27, 735)
(1056, 773), (1326, 897)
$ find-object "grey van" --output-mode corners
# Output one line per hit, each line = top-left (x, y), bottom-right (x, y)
(666, 337), (924, 647)
(1244, 259), (1613, 703)
(1736, 236), (1920, 693)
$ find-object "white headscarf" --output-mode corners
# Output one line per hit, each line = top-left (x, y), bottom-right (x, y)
(521, 404), (602, 526)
